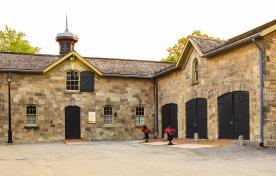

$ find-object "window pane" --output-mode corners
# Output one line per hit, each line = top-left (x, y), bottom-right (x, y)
(26, 105), (37, 125)
(104, 115), (112, 124)
(136, 116), (144, 126)
(104, 106), (112, 115)
(27, 115), (36, 124)
(104, 106), (112, 124)
(195, 71), (199, 81)
(66, 71), (79, 90)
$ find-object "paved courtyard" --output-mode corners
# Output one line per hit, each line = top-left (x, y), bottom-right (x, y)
(0, 140), (276, 176)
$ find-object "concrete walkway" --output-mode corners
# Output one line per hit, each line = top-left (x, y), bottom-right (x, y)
(0, 140), (275, 176)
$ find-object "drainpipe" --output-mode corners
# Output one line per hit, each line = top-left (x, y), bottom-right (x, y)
(153, 78), (158, 138)
(252, 37), (264, 147)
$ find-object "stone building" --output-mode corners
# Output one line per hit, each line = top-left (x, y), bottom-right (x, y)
(0, 19), (276, 147)
(157, 19), (276, 147)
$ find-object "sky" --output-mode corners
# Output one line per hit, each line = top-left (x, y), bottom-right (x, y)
(0, 0), (275, 61)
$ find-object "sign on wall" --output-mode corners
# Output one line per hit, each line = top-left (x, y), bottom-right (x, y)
(88, 112), (96, 123)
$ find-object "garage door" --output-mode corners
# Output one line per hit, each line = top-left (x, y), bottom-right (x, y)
(186, 98), (207, 139)
(162, 103), (178, 138)
(218, 91), (249, 139)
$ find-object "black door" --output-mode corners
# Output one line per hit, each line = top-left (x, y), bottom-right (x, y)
(65, 105), (81, 139)
(233, 91), (250, 139)
(162, 104), (170, 137)
(162, 103), (178, 138)
(186, 99), (197, 138)
(197, 98), (208, 139)
(186, 98), (207, 139)
(218, 93), (234, 139)
(218, 91), (249, 139)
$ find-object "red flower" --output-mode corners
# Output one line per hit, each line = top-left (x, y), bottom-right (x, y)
(164, 127), (176, 136)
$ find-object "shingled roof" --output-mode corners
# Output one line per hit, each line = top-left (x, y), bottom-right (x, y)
(0, 52), (175, 78)
(203, 19), (276, 57)
(84, 57), (174, 77)
(190, 36), (225, 54)
(0, 52), (60, 72)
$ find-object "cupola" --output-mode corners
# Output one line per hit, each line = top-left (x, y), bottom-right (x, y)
(56, 15), (78, 55)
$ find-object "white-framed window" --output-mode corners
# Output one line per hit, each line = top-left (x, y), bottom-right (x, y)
(192, 58), (199, 83)
(26, 105), (37, 125)
(136, 106), (144, 126)
(66, 70), (79, 91)
(104, 106), (112, 124)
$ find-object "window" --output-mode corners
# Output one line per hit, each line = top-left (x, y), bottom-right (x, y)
(65, 43), (71, 51)
(104, 106), (112, 124)
(192, 58), (199, 83)
(60, 43), (71, 53)
(136, 106), (144, 126)
(26, 105), (37, 125)
(66, 71), (79, 91)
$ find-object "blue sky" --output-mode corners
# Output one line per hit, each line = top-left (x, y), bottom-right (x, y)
(0, 0), (275, 60)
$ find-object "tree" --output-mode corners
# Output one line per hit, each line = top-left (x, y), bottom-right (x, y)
(162, 30), (212, 62)
(0, 26), (40, 54)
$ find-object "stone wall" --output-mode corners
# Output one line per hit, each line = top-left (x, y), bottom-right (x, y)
(263, 31), (276, 146)
(0, 59), (154, 143)
(157, 42), (261, 142)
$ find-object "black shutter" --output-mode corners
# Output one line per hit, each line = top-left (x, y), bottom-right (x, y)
(80, 71), (94, 92)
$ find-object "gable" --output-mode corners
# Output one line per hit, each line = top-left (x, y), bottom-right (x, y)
(43, 51), (102, 75)
(176, 40), (197, 69)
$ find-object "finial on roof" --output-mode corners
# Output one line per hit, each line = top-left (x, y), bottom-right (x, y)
(65, 14), (69, 32)
(56, 14), (79, 55)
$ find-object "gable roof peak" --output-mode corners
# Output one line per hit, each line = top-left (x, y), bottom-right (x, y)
(189, 35), (224, 42)
(189, 36), (225, 54)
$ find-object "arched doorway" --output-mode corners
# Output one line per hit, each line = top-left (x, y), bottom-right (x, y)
(162, 103), (178, 138)
(218, 91), (249, 139)
(65, 105), (81, 139)
(186, 98), (207, 139)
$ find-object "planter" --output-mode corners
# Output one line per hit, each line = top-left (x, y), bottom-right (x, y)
(144, 133), (149, 142)
(167, 134), (174, 145)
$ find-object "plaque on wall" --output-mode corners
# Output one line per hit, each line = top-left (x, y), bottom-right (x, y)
(88, 112), (96, 123)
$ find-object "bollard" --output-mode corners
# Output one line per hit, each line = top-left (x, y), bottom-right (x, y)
(239, 135), (245, 146)
(164, 133), (168, 139)
(194, 133), (198, 142)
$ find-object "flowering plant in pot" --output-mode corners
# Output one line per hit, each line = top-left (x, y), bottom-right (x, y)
(141, 125), (151, 142)
(164, 127), (176, 145)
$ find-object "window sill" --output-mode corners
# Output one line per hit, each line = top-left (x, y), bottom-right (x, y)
(136, 125), (145, 128)
(24, 125), (39, 129)
(64, 91), (81, 94)
(103, 124), (113, 128)
(192, 82), (199, 86)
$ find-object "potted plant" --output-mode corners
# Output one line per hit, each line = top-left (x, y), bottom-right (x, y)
(141, 125), (151, 142)
(164, 127), (176, 145)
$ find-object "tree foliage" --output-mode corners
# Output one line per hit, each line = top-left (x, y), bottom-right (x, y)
(162, 30), (212, 62)
(0, 26), (40, 54)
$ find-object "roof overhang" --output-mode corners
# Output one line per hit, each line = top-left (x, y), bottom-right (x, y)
(203, 24), (276, 58)
(0, 68), (43, 73)
(176, 39), (195, 69)
(202, 33), (261, 58)
(43, 51), (102, 75)
(260, 24), (276, 37)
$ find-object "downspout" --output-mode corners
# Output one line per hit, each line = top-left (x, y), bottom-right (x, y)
(153, 78), (159, 138)
(252, 37), (264, 147)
